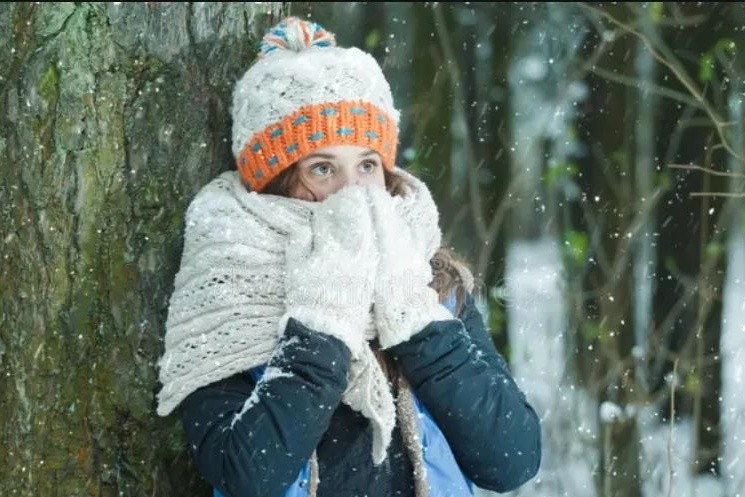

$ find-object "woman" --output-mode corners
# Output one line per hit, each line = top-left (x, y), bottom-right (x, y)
(157, 16), (541, 497)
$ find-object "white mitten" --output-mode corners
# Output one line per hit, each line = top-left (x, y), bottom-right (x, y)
(368, 187), (452, 349)
(280, 184), (379, 358)
(389, 167), (443, 261)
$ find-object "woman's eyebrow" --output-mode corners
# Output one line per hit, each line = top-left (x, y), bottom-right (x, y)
(301, 150), (378, 161)
(302, 152), (335, 160)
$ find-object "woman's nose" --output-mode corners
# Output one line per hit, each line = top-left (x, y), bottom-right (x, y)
(337, 170), (361, 188)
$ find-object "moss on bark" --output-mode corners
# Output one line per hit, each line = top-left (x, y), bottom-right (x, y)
(0, 3), (286, 495)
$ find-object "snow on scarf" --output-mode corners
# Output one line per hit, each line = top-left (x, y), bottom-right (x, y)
(156, 167), (442, 464)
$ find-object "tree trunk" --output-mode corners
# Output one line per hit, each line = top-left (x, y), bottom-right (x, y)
(632, 4), (658, 393)
(569, 6), (643, 496)
(0, 3), (283, 496)
(721, 76), (745, 496)
(504, 5), (597, 497)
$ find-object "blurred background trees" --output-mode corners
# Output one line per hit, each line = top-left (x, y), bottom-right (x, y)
(297, 3), (745, 497)
(2, 2), (743, 496)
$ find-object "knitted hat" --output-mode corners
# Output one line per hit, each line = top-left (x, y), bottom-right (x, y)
(231, 16), (400, 191)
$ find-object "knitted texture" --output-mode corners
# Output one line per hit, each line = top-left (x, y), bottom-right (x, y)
(257, 17), (335, 58)
(156, 167), (442, 465)
(368, 186), (453, 349)
(309, 450), (319, 496)
(397, 374), (430, 497)
(236, 100), (398, 192)
(280, 184), (379, 360)
(231, 16), (400, 190)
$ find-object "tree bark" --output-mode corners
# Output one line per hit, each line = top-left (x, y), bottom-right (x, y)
(0, 3), (283, 496)
(632, 3), (658, 393)
(721, 73), (745, 496)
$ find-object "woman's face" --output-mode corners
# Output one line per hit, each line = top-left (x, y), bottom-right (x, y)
(290, 145), (386, 202)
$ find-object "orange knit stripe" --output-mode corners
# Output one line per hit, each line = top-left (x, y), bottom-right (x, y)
(263, 35), (287, 50)
(236, 100), (398, 192)
(302, 25), (310, 46)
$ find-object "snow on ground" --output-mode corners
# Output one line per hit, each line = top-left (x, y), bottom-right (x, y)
(474, 237), (738, 497)
(474, 239), (596, 497)
(638, 407), (724, 497)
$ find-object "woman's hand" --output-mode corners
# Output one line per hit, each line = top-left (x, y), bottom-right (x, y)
(280, 184), (379, 358)
(367, 187), (452, 349)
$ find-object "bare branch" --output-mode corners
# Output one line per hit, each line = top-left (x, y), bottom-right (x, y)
(666, 4), (709, 26)
(442, 203), (470, 246)
(669, 164), (745, 179)
(578, 3), (745, 164)
(432, 4), (490, 242)
(663, 105), (699, 181)
(690, 192), (745, 198)
(588, 64), (704, 110)
(476, 178), (519, 278)
(668, 358), (678, 497)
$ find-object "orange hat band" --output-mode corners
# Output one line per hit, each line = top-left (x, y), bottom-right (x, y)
(236, 100), (398, 191)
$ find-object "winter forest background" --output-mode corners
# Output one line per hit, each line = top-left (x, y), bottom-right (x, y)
(1, 2), (744, 497)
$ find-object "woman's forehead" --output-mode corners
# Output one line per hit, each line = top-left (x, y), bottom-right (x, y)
(300, 145), (379, 161)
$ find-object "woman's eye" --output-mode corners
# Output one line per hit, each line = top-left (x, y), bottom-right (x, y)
(360, 160), (378, 173)
(309, 163), (332, 176)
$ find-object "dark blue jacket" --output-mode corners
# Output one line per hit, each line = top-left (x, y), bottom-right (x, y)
(179, 294), (541, 497)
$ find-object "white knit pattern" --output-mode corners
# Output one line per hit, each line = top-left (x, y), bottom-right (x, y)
(368, 187), (454, 349)
(157, 167), (442, 464)
(231, 46), (400, 158)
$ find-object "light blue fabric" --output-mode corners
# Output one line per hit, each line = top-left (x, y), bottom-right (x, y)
(443, 290), (458, 316)
(213, 464), (312, 497)
(413, 394), (474, 496)
(422, 290), (474, 496)
(214, 291), (472, 497)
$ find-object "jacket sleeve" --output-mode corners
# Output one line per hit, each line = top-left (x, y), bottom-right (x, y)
(178, 318), (352, 497)
(387, 293), (541, 492)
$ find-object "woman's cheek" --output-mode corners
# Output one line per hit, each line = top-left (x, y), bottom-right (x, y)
(290, 182), (317, 202)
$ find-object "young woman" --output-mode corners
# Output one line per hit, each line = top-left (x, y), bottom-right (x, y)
(157, 17), (541, 497)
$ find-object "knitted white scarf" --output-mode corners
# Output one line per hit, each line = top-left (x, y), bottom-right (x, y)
(156, 167), (442, 468)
